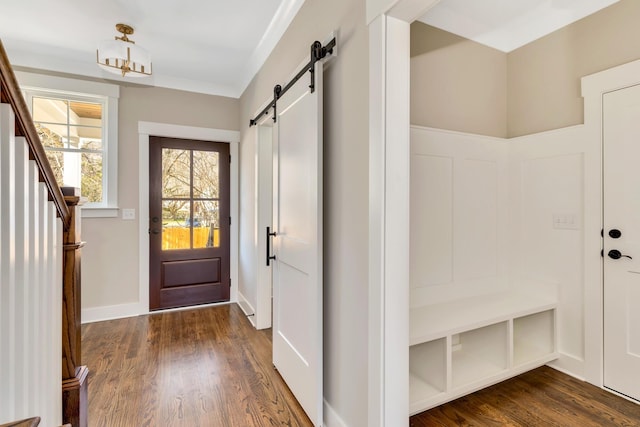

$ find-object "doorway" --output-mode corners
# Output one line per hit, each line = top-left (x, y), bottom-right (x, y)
(148, 136), (231, 310)
(603, 83), (640, 402)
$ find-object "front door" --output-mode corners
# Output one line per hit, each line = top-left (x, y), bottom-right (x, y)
(271, 60), (323, 425)
(603, 84), (640, 401)
(149, 136), (230, 310)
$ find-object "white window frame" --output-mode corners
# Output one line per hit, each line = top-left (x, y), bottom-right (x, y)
(16, 71), (120, 218)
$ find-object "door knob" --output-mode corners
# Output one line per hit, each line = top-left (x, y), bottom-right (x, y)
(609, 229), (622, 238)
(608, 249), (632, 260)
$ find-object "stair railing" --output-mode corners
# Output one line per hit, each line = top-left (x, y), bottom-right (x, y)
(0, 42), (70, 227)
(0, 39), (86, 427)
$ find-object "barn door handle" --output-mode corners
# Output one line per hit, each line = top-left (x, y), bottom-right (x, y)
(266, 226), (277, 266)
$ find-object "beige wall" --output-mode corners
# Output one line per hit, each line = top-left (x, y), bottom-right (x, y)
(239, 0), (369, 424)
(82, 85), (239, 309)
(508, 0), (640, 137)
(411, 1), (640, 138)
(410, 22), (508, 138)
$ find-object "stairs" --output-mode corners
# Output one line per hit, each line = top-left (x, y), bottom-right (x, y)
(0, 96), (64, 426)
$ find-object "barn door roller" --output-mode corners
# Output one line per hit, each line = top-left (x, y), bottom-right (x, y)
(249, 37), (336, 127)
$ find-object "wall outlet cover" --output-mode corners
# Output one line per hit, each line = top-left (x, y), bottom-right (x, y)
(122, 208), (136, 220)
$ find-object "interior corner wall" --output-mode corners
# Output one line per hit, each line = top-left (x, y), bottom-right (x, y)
(410, 0), (640, 139)
(81, 85), (240, 312)
(238, 0), (369, 424)
(409, 22), (508, 138)
(507, 0), (640, 137)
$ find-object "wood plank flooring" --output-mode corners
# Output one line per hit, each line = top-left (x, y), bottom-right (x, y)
(83, 304), (640, 426)
(81, 304), (312, 427)
(411, 365), (640, 426)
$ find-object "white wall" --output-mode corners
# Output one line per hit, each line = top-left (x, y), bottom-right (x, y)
(509, 126), (590, 377)
(410, 125), (590, 378)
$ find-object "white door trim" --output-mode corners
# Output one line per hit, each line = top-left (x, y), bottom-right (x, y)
(138, 121), (240, 314)
(368, 2), (444, 426)
(254, 114), (274, 330)
(368, 12), (410, 427)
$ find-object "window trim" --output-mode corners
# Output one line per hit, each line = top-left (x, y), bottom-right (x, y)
(16, 71), (120, 218)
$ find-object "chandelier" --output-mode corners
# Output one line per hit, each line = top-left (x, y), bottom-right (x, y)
(96, 23), (152, 78)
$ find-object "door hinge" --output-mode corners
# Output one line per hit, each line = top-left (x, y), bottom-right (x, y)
(229, 154), (232, 163)
(229, 278), (231, 288)
(229, 216), (232, 226)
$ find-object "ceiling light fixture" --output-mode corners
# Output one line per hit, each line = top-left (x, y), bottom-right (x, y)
(96, 23), (152, 78)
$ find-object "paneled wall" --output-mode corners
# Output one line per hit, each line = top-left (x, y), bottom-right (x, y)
(410, 127), (509, 307)
(510, 126), (589, 375)
(411, 124), (589, 375)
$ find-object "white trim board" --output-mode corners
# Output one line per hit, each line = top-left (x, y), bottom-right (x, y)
(323, 399), (348, 427)
(368, 2), (447, 424)
(368, 13), (412, 427)
(137, 121), (240, 316)
(81, 301), (239, 324)
(254, 113), (274, 331)
(237, 290), (257, 328)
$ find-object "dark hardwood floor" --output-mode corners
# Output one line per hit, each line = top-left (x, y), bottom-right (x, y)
(81, 303), (312, 427)
(83, 304), (640, 426)
(411, 366), (640, 426)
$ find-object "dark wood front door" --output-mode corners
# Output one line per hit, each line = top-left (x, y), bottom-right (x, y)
(149, 136), (230, 310)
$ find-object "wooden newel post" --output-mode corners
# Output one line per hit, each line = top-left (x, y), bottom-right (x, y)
(61, 187), (88, 427)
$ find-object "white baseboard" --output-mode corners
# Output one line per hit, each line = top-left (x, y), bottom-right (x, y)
(237, 291), (257, 327)
(82, 302), (143, 324)
(548, 352), (585, 381)
(324, 399), (348, 427)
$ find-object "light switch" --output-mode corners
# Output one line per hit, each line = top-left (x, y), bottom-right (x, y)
(553, 213), (580, 230)
(122, 208), (136, 220)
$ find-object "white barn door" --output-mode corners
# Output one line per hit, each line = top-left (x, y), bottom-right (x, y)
(603, 83), (640, 402)
(271, 60), (323, 425)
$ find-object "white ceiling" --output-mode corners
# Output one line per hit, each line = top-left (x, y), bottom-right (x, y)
(1, 0), (621, 98)
(419, 0), (620, 52)
(0, 0), (304, 98)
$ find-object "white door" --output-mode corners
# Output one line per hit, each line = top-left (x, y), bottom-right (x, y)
(271, 61), (323, 425)
(603, 83), (640, 401)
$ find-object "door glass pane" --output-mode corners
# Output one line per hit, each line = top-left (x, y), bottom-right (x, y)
(193, 200), (220, 248)
(162, 200), (191, 250)
(162, 148), (191, 198)
(193, 150), (219, 198)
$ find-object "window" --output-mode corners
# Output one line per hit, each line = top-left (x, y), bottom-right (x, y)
(17, 72), (119, 217)
(32, 96), (104, 203)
